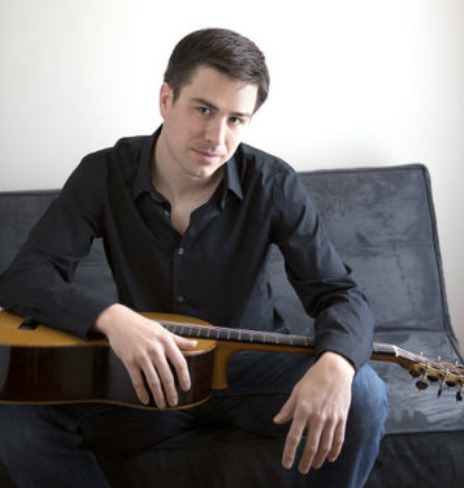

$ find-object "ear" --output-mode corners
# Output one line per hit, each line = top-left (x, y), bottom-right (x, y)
(159, 83), (174, 119)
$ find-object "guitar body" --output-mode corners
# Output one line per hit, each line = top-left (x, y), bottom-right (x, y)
(0, 311), (217, 409)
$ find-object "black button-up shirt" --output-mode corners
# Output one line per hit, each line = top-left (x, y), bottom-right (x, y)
(0, 129), (374, 370)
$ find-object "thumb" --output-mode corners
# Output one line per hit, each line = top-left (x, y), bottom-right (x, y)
(273, 394), (296, 425)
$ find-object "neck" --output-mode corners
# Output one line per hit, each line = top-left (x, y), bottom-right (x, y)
(152, 137), (225, 235)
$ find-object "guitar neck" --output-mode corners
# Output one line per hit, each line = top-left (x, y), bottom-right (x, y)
(159, 318), (464, 382)
(161, 318), (397, 357)
(160, 318), (406, 363)
(160, 319), (316, 352)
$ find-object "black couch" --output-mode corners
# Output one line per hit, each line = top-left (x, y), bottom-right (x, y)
(1, 164), (463, 487)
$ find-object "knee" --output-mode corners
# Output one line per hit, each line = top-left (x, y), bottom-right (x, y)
(0, 405), (56, 461)
(0, 405), (41, 447)
(0, 407), (30, 464)
(349, 365), (389, 436)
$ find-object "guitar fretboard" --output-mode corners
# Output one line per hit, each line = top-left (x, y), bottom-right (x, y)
(161, 320), (315, 349)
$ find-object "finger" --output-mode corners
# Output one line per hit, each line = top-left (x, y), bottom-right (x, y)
(327, 418), (347, 463)
(125, 360), (151, 406)
(151, 352), (179, 407)
(139, 355), (169, 408)
(298, 420), (323, 474)
(174, 335), (198, 351)
(281, 409), (307, 470)
(273, 396), (295, 425)
(312, 418), (337, 469)
(165, 343), (192, 392)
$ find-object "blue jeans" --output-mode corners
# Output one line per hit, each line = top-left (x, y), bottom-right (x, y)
(0, 352), (388, 487)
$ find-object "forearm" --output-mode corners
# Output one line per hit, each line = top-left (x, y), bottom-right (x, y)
(313, 287), (374, 372)
(93, 303), (132, 335)
(0, 243), (114, 337)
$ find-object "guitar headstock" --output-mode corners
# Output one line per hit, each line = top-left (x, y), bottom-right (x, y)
(404, 350), (464, 401)
(373, 343), (464, 402)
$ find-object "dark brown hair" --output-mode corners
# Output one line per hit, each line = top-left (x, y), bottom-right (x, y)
(164, 28), (270, 113)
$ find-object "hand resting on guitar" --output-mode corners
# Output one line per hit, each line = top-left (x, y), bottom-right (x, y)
(94, 304), (198, 408)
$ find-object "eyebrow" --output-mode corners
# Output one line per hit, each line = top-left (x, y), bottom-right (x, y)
(191, 98), (253, 119)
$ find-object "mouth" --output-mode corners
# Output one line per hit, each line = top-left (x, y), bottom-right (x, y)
(192, 148), (225, 164)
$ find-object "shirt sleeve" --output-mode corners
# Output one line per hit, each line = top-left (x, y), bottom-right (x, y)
(271, 164), (374, 371)
(0, 154), (115, 338)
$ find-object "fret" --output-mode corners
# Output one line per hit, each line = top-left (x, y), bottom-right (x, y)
(160, 320), (314, 349)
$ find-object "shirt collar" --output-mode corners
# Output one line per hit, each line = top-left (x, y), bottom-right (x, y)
(132, 126), (244, 203)
(132, 128), (163, 202)
(223, 153), (243, 202)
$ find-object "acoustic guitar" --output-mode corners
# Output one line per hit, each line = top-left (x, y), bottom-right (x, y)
(0, 310), (463, 409)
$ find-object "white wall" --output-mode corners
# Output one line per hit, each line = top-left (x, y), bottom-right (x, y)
(1, 0), (463, 348)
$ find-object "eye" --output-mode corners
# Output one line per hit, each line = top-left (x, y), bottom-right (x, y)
(229, 116), (244, 126)
(197, 107), (211, 116)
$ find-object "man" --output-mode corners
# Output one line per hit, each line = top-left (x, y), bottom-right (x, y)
(0, 28), (388, 487)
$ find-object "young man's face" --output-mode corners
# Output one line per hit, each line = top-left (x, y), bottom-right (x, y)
(157, 66), (258, 182)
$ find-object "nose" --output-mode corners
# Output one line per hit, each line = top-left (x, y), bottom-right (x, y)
(205, 118), (227, 147)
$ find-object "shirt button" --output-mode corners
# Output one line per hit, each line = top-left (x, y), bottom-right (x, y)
(178, 247), (185, 256)
(177, 295), (186, 303)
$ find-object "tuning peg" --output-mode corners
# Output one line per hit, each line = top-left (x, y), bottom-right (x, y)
(415, 368), (429, 391)
(416, 379), (429, 390)
(437, 372), (449, 397)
